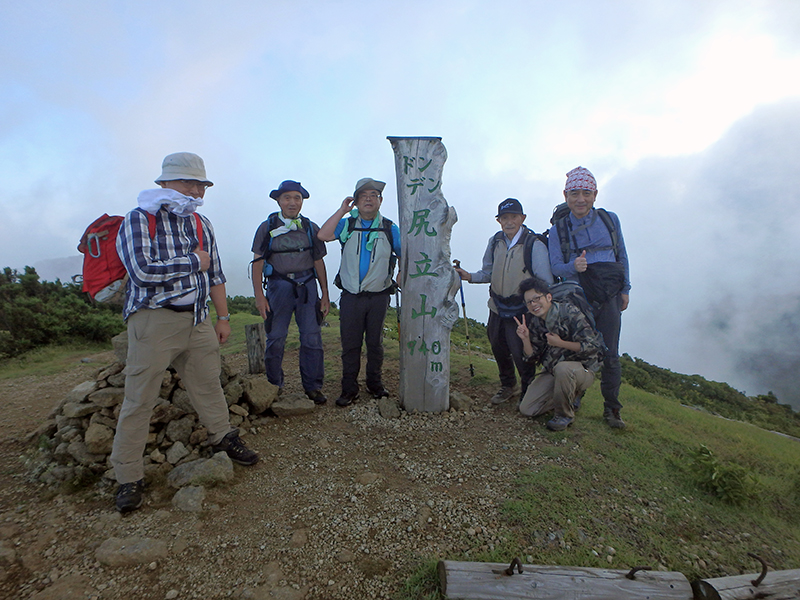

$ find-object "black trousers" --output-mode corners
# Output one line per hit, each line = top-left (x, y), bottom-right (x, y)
(487, 311), (536, 395)
(339, 291), (390, 397)
(593, 293), (623, 411)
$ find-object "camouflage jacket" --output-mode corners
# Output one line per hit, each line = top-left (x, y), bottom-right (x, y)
(523, 301), (605, 374)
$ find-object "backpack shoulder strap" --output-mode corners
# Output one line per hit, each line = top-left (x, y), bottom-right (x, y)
(381, 217), (397, 256)
(554, 216), (571, 263)
(520, 226), (547, 276)
(595, 208), (619, 260)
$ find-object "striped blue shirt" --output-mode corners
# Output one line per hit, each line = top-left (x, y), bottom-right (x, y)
(116, 207), (226, 325)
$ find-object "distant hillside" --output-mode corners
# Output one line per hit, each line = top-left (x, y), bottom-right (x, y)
(620, 354), (800, 438)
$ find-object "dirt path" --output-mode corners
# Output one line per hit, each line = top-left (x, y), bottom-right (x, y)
(0, 348), (561, 600)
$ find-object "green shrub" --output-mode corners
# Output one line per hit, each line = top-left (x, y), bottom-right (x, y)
(691, 445), (759, 506)
(0, 266), (124, 358)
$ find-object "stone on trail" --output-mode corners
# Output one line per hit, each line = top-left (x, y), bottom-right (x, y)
(172, 486), (205, 512)
(83, 422), (114, 455)
(270, 395), (315, 417)
(28, 574), (93, 600)
(449, 390), (474, 412)
(165, 441), (190, 465)
(241, 376), (279, 414)
(95, 536), (168, 566)
(87, 386), (125, 408)
(377, 397), (401, 419)
(167, 452), (233, 488)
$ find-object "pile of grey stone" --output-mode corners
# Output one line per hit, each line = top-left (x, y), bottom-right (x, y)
(28, 332), (312, 490)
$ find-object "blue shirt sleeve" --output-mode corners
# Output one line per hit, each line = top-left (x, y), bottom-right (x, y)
(334, 219), (345, 242)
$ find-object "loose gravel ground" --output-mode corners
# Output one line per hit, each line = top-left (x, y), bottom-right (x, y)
(0, 350), (559, 600)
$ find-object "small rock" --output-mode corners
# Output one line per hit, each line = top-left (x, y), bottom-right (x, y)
(166, 442), (190, 465)
(95, 537), (168, 566)
(377, 398), (401, 419)
(172, 486), (205, 512)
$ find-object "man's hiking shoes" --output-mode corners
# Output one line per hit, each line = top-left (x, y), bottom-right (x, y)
(546, 416), (574, 431)
(116, 479), (144, 513)
(368, 386), (389, 399)
(603, 408), (626, 429)
(572, 392), (584, 412)
(336, 394), (357, 407)
(490, 386), (519, 405)
(211, 430), (259, 466)
(305, 389), (328, 405)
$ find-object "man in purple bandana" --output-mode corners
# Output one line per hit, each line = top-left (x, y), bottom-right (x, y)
(549, 167), (630, 429)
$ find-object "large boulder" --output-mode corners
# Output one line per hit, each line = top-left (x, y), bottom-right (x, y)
(84, 423), (114, 455)
(167, 452), (233, 488)
(241, 376), (279, 414)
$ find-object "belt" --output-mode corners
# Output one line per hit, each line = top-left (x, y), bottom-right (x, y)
(269, 269), (315, 281)
(162, 303), (194, 313)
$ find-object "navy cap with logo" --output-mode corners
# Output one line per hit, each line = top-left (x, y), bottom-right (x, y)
(496, 198), (524, 217)
(269, 180), (309, 200)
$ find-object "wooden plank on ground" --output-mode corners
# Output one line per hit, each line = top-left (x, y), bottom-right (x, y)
(245, 322), (266, 374)
(703, 569), (800, 600)
(438, 560), (693, 599)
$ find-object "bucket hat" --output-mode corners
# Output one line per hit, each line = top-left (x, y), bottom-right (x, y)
(154, 152), (213, 186)
(269, 180), (309, 200)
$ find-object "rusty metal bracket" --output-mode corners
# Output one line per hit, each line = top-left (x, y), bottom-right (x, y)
(747, 553), (768, 587)
(492, 557), (524, 576)
(625, 566), (652, 580)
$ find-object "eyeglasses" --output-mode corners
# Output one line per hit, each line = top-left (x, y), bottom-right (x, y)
(358, 192), (381, 200)
(525, 294), (545, 306)
(177, 179), (212, 190)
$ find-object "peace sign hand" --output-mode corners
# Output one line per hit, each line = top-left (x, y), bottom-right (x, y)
(513, 314), (528, 341)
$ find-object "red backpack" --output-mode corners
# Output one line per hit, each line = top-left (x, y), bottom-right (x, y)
(77, 211), (202, 303)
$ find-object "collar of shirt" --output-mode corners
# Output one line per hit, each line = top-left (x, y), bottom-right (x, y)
(505, 227), (524, 249)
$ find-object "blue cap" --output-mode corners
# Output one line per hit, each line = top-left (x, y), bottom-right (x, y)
(270, 180), (309, 200)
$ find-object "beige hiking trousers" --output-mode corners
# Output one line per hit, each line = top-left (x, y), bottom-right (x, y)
(110, 309), (232, 484)
(518, 361), (594, 419)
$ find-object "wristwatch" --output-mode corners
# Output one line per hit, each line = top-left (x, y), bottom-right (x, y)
(217, 314), (231, 321)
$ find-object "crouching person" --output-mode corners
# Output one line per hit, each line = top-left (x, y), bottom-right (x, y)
(112, 152), (258, 514)
(515, 277), (604, 431)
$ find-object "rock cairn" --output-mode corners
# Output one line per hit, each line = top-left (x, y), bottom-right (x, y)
(28, 332), (313, 489)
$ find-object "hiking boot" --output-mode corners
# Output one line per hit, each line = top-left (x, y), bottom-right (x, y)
(490, 386), (519, 405)
(573, 392), (584, 412)
(115, 479), (144, 514)
(211, 430), (259, 466)
(368, 386), (389, 399)
(305, 389), (327, 405)
(336, 393), (357, 407)
(546, 416), (574, 431)
(603, 408), (626, 429)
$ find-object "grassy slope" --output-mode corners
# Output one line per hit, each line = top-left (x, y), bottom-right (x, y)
(3, 307), (798, 600)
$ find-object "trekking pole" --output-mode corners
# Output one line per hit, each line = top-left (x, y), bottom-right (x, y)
(395, 286), (401, 339)
(453, 260), (474, 377)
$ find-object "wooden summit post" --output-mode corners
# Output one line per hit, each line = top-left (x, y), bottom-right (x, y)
(388, 136), (460, 412)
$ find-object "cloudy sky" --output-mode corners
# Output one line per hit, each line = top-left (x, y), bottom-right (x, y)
(2, 1), (800, 407)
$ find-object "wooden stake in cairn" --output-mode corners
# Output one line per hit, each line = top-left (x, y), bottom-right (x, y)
(388, 136), (460, 413)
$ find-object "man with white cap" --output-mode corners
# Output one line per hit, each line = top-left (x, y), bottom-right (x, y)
(317, 178), (401, 407)
(112, 152), (258, 513)
(549, 166), (630, 428)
